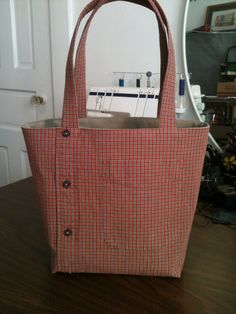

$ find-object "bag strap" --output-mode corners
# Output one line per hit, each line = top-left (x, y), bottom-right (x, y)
(62, 0), (168, 127)
(74, 0), (167, 117)
(225, 46), (236, 63)
(74, 0), (168, 116)
(62, 0), (176, 129)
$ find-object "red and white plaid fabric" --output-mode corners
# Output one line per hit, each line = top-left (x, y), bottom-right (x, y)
(22, 0), (209, 277)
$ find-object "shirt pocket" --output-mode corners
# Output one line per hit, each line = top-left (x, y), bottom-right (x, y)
(100, 157), (183, 250)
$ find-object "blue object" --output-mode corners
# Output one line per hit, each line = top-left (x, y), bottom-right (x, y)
(119, 78), (124, 87)
(179, 76), (185, 96)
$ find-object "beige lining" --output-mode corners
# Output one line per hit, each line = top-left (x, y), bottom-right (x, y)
(22, 117), (208, 130)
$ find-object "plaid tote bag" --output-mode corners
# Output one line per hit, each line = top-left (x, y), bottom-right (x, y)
(22, 0), (209, 277)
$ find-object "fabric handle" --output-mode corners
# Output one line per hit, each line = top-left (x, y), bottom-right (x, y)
(74, 0), (168, 116)
(62, 0), (176, 129)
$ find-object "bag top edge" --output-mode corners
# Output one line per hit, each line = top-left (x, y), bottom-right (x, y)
(22, 118), (209, 130)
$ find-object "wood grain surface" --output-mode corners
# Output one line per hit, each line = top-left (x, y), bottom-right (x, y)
(0, 178), (235, 314)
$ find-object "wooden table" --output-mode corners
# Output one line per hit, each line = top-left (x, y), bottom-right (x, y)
(0, 178), (235, 314)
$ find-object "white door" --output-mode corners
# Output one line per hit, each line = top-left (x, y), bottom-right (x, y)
(0, 0), (54, 187)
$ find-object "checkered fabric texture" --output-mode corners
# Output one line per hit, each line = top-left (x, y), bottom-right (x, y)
(22, 0), (209, 277)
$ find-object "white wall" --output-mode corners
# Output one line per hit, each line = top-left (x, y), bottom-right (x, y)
(70, 0), (186, 88)
(55, 0), (201, 122)
(187, 0), (234, 31)
(51, 0), (220, 148)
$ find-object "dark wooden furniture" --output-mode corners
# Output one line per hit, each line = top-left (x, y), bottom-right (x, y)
(203, 96), (236, 145)
(0, 178), (235, 314)
(203, 96), (236, 124)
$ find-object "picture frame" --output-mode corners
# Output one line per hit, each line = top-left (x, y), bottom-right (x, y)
(205, 2), (236, 32)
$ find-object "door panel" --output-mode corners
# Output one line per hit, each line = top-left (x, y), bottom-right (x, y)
(0, 0), (54, 186)
(0, 126), (30, 185)
(0, 90), (37, 125)
(0, 146), (9, 186)
(10, 0), (35, 70)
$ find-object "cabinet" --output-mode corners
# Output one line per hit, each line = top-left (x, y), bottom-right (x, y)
(203, 96), (236, 144)
(186, 31), (236, 146)
(186, 31), (236, 95)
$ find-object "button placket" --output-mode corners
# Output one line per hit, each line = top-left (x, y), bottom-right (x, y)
(61, 129), (73, 238)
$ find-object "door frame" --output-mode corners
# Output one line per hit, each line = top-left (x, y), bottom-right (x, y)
(49, 0), (73, 118)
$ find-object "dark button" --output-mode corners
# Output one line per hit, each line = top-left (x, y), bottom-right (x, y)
(63, 180), (71, 188)
(62, 129), (70, 137)
(63, 228), (72, 236)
